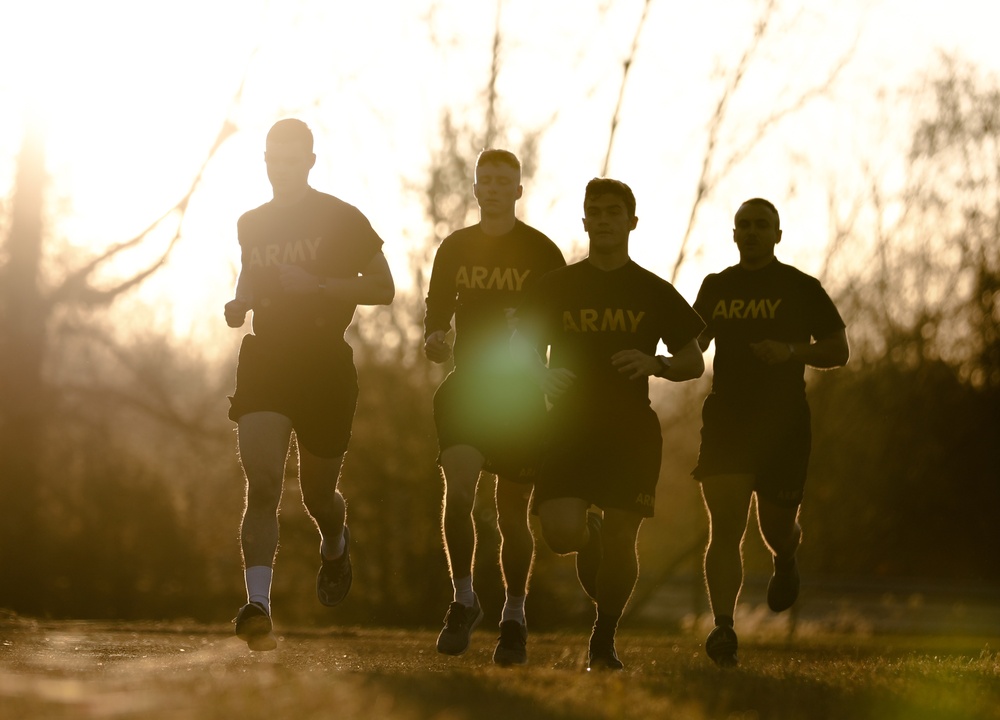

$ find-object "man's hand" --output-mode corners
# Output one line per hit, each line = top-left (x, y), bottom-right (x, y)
(278, 263), (320, 294)
(611, 349), (661, 380)
(224, 298), (252, 328)
(539, 367), (577, 399)
(424, 330), (453, 363)
(750, 339), (794, 366)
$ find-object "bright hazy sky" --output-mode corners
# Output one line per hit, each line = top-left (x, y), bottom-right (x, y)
(2, 0), (998, 343)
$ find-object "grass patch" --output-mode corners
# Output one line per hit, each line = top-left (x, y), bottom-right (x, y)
(0, 619), (996, 719)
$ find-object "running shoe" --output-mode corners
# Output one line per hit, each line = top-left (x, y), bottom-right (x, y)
(317, 525), (352, 607)
(705, 625), (738, 667)
(234, 601), (277, 651)
(492, 620), (528, 666)
(436, 594), (483, 655)
(588, 633), (624, 671)
(766, 555), (800, 612)
(576, 511), (603, 601)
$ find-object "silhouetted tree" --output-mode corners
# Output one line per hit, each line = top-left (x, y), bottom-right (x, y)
(832, 55), (1000, 388)
(803, 55), (1000, 585)
(0, 101), (237, 612)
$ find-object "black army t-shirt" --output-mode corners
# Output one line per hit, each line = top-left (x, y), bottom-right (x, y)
(237, 187), (383, 350)
(517, 259), (705, 411)
(694, 259), (845, 400)
(424, 220), (565, 374)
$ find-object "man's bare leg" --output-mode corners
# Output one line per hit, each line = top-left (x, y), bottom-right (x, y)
(436, 445), (485, 654)
(700, 474), (755, 666)
(234, 411), (292, 650)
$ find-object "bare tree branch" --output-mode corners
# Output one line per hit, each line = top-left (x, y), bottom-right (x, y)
(667, 0), (774, 283)
(47, 69), (248, 308)
(715, 43), (857, 184)
(819, 180), (862, 284)
(60, 327), (231, 443)
(601, 0), (652, 177)
(484, 0), (503, 147)
(667, 1), (857, 284)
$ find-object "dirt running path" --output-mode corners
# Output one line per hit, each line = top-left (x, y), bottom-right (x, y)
(0, 617), (606, 719)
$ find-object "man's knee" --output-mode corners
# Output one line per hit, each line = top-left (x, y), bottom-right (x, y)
(441, 462), (479, 514)
(245, 478), (282, 514)
(538, 510), (585, 554)
(708, 514), (749, 548)
(239, 451), (287, 508)
(442, 468), (479, 511)
(498, 516), (533, 553)
(541, 527), (579, 555)
(495, 482), (529, 531)
(601, 512), (642, 554)
(701, 475), (755, 546)
(757, 500), (802, 552)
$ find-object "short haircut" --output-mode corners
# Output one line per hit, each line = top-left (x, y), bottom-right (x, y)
(738, 197), (780, 230)
(266, 119), (314, 153)
(476, 148), (521, 173)
(584, 177), (636, 218)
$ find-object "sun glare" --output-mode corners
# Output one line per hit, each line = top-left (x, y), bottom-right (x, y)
(1, 2), (270, 340)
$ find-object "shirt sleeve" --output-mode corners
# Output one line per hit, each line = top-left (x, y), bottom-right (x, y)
(350, 208), (384, 271)
(660, 282), (707, 354)
(693, 274), (717, 343)
(424, 237), (458, 339)
(806, 277), (846, 339)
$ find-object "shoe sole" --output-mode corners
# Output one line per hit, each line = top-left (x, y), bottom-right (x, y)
(236, 615), (277, 652)
(588, 659), (624, 671)
(767, 592), (798, 613)
(767, 568), (800, 613)
(436, 606), (484, 656)
(317, 572), (352, 607)
(709, 650), (737, 668)
(493, 655), (527, 666)
(493, 649), (527, 666)
(706, 640), (738, 667)
(245, 632), (277, 652)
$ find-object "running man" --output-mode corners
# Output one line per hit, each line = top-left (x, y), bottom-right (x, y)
(511, 178), (705, 670)
(225, 119), (395, 650)
(693, 198), (849, 667)
(424, 149), (565, 665)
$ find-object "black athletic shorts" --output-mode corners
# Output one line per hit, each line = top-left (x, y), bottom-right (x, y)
(693, 392), (811, 508)
(433, 369), (548, 481)
(228, 333), (358, 458)
(531, 400), (662, 517)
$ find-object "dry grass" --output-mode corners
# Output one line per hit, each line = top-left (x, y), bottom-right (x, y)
(0, 618), (997, 720)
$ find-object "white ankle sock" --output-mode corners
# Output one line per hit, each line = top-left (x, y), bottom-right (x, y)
(453, 575), (475, 607)
(501, 592), (526, 625)
(321, 529), (346, 560)
(245, 565), (272, 615)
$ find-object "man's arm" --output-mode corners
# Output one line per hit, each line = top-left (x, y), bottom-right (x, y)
(750, 328), (850, 368)
(611, 337), (705, 382)
(664, 338), (707, 380)
(509, 328), (576, 399)
(277, 250), (395, 306)
(422, 242), (457, 363)
(792, 328), (850, 368)
(224, 268), (253, 328)
(424, 330), (452, 364)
